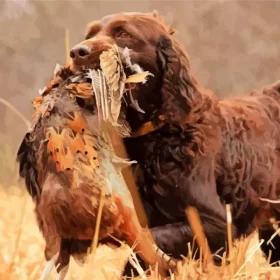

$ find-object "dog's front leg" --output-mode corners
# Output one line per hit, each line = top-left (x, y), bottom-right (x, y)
(148, 174), (239, 263)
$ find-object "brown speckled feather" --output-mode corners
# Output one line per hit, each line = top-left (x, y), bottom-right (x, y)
(16, 48), (170, 279)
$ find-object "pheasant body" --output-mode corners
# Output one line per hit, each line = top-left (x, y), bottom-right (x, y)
(16, 46), (174, 279)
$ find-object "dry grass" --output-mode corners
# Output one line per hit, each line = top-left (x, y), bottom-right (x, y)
(1, 184), (280, 280)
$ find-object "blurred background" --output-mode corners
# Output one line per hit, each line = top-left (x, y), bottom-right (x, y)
(0, 0), (279, 186)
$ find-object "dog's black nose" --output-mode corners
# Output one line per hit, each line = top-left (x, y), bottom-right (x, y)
(70, 45), (90, 61)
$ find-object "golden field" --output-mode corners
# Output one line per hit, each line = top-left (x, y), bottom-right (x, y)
(1, 1), (280, 279)
(1, 184), (280, 280)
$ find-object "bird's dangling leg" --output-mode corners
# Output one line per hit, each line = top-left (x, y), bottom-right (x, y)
(54, 238), (71, 280)
(56, 265), (69, 280)
(40, 252), (59, 280)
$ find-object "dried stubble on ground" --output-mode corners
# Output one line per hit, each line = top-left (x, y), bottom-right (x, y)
(1, 184), (280, 280)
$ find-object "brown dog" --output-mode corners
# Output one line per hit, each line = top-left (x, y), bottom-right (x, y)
(69, 11), (280, 273)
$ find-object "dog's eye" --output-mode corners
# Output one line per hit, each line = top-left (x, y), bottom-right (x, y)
(116, 31), (132, 39)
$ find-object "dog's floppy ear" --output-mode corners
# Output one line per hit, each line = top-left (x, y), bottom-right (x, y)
(156, 35), (200, 124)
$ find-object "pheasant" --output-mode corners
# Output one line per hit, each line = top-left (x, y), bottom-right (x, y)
(16, 45), (176, 280)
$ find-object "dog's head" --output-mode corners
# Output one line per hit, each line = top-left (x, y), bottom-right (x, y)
(70, 12), (202, 131)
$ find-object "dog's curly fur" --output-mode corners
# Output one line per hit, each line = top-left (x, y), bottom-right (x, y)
(68, 11), (280, 273)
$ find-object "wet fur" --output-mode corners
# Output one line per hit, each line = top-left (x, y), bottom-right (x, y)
(75, 12), (280, 270)
(17, 11), (280, 277)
